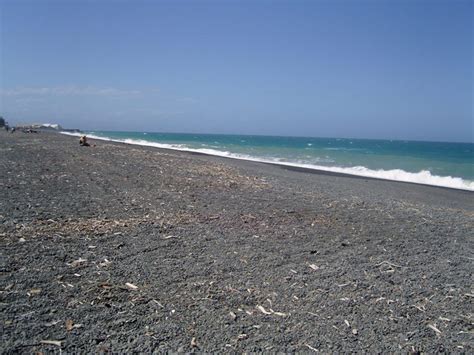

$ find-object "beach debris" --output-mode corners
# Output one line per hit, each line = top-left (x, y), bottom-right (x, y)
(344, 319), (350, 327)
(100, 282), (112, 289)
(338, 283), (351, 288)
(257, 305), (272, 315)
(412, 304), (426, 313)
(99, 259), (112, 267)
(44, 320), (60, 327)
(271, 310), (287, 316)
(18, 237), (26, 243)
(375, 260), (403, 268)
(191, 337), (198, 348)
(308, 264), (319, 271)
(427, 323), (442, 335)
(229, 311), (237, 320)
(27, 288), (41, 296)
(256, 305), (287, 316)
(152, 299), (164, 308)
(304, 343), (319, 352)
(40, 340), (62, 347)
(68, 258), (87, 267)
(125, 282), (139, 290)
(352, 328), (358, 335)
(237, 334), (248, 340)
(66, 319), (74, 331)
(163, 235), (179, 239)
(65, 319), (82, 331)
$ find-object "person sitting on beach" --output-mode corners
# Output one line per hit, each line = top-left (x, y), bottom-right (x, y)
(79, 135), (90, 147)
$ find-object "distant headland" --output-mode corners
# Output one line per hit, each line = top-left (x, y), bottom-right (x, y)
(0, 116), (80, 133)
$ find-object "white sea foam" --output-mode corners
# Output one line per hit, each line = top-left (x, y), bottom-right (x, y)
(61, 132), (474, 191)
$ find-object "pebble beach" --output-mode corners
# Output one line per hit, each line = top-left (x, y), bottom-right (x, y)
(1, 131), (473, 352)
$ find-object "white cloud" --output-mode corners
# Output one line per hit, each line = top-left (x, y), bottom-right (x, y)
(0, 86), (142, 97)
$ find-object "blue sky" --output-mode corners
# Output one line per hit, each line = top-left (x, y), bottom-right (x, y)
(0, 0), (472, 142)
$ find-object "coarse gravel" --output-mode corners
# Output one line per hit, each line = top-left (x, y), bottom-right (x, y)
(0, 131), (473, 353)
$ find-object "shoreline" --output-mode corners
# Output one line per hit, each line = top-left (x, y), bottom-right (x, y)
(1, 130), (473, 352)
(60, 131), (474, 192)
(64, 132), (474, 210)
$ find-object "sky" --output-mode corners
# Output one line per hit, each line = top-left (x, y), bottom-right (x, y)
(0, 0), (472, 142)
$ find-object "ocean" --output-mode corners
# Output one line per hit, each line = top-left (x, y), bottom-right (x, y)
(63, 131), (474, 191)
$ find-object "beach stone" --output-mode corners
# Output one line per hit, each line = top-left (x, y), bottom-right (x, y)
(0, 131), (472, 353)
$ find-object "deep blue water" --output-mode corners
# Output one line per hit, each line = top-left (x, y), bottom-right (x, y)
(67, 131), (474, 190)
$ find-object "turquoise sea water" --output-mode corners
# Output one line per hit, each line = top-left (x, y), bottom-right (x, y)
(65, 131), (474, 191)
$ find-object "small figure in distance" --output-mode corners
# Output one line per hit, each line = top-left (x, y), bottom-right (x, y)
(79, 135), (90, 147)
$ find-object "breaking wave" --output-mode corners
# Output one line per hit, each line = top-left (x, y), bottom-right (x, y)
(61, 132), (474, 191)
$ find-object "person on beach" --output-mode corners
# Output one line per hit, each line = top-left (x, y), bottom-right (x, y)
(79, 135), (90, 147)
